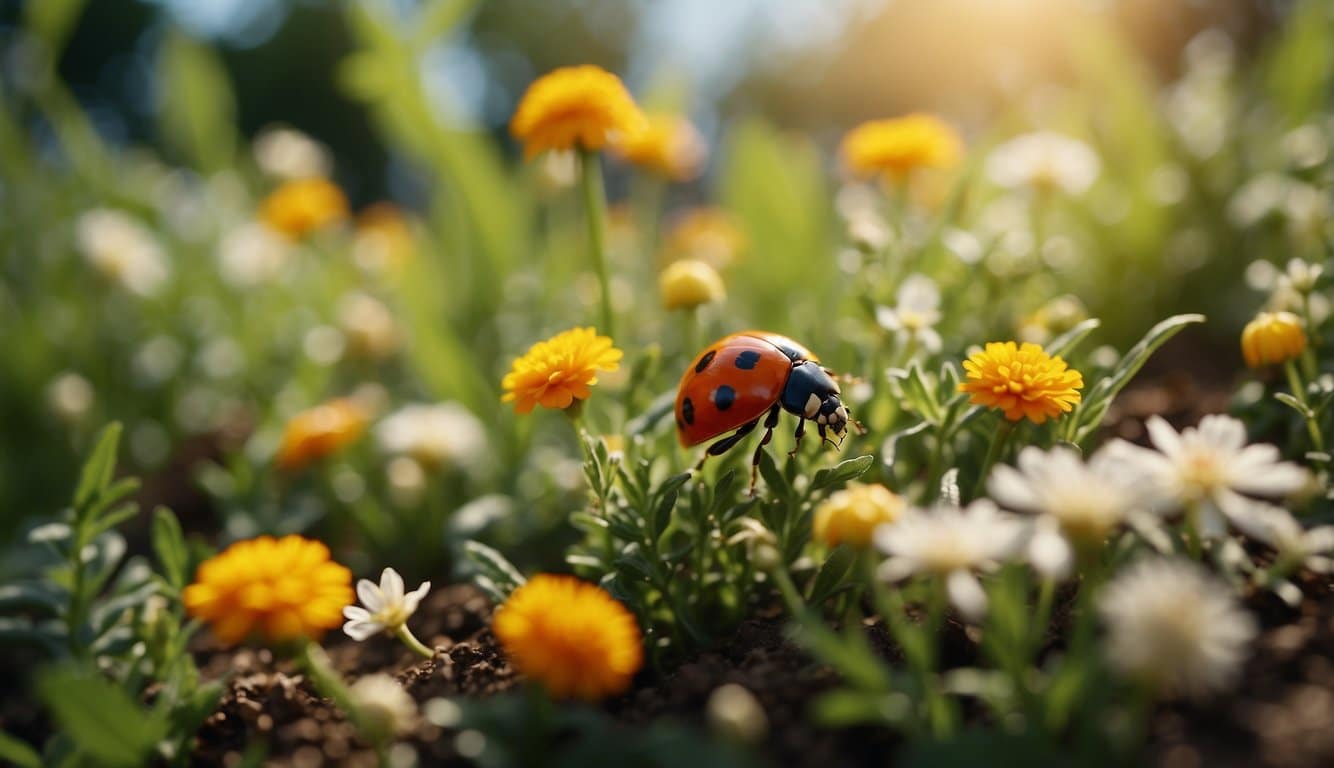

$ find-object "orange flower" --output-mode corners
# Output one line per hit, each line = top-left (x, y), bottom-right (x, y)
(840, 114), (963, 180)
(259, 178), (349, 239)
(184, 535), (353, 645)
(510, 66), (647, 159)
(275, 398), (369, 471)
(1240, 311), (1306, 369)
(612, 113), (707, 181)
(959, 341), (1083, 424)
(501, 328), (622, 414)
(493, 574), (643, 700)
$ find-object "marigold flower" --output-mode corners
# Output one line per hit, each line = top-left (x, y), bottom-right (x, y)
(501, 328), (622, 414)
(492, 574), (643, 700)
(1240, 311), (1306, 368)
(258, 177), (349, 239)
(510, 65), (647, 159)
(183, 535), (353, 645)
(813, 482), (905, 548)
(662, 208), (747, 268)
(612, 113), (707, 181)
(660, 259), (725, 310)
(840, 114), (963, 180)
(959, 341), (1083, 424)
(275, 398), (369, 471)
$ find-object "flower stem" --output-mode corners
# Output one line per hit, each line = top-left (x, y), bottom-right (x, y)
(579, 148), (614, 337)
(972, 419), (1016, 500)
(395, 624), (435, 659)
(299, 641), (365, 732)
(1284, 359), (1325, 452)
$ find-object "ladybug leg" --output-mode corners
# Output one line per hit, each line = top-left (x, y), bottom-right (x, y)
(698, 417), (761, 470)
(787, 417), (806, 457)
(748, 404), (782, 495)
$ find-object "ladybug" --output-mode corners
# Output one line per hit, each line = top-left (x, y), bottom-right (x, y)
(675, 331), (853, 489)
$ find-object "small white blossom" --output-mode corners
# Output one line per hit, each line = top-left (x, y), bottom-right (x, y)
(1229, 504), (1334, 575)
(46, 372), (94, 423)
(339, 292), (400, 361)
(253, 126), (332, 180)
(874, 501), (1024, 622)
(375, 403), (487, 471)
(1099, 558), (1256, 699)
(349, 674), (417, 737)
(218, 223), (292, 286)
(343, 568), (431, 641)
(986, 132), (1101, 195)
(875, 274), (942, 353)
(1107, 415), (1309, 540)
(76, 209), (169, 296)
(989, 445), (1150, 579)
(1278, 257), (1323, 295)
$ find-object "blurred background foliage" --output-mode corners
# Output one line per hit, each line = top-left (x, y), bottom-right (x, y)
(1, 0), (1332, 573)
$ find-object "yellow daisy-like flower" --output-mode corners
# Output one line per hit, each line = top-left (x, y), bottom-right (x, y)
(184, 535), (353, 646)
(959, 341), (1083, 424)
(275, 398), (369, 471)
(840, 114), (963, 180)
(258, 177), (349, 239)
(501, 327), (622, 414)
(493, 574), (643, 700)
(1240, 311), (1306, 369)
(813, 482), (905, 548)
(510, 65), (648, 159)
(662, 208), (747, 269)
(660, 259), (726, 310)
(612, 113), (707, 181)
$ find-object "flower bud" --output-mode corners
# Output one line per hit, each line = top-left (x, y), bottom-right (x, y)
(812, 483), (905, 548)
(707, 684), (768, 744)
(1241, 311), (1306, 369)
(660, 259), (725, 310)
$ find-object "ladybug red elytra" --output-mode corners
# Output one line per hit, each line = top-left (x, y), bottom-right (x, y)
(675, 331), (853, 490)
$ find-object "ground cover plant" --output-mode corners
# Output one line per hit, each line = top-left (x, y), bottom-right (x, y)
(2, 1), (1333, 766)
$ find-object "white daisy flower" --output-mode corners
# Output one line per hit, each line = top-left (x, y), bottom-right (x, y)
(1229, 504), (1334, 576)
(873, 500), (1025, 622)
(986, 132), (1101, 195)
(76, 209), (169, 297)
(989, 445), (1151, 579)
(375, 402), (487, 472)
(343, 568), (433, 657)
(349, 674), (417, 738)
(218, 223), (292, 287)
(252, 125), (332, 180)
(875, 274), (943, 354)
(1106, 415), (1309, 540)
(1098, 558), (1256, 699)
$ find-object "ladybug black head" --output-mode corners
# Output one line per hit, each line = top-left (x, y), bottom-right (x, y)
(780, 362), (849, 438)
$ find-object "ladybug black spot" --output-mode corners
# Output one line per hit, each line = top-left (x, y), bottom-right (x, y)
(735, 350), (761, 370)
(681, 397), (695, 425)
(695, 350), (717, 373)
(714, 385), (736, 411)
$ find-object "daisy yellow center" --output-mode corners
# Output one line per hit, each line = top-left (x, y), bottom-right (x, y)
(1179, 451), (1224, 500)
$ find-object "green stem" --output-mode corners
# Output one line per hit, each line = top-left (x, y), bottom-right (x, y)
(1182, 503), (1204, 560)
(682, 307), (699, 360)
(300, 641), (365, 733)
(770, 562), (808, 617)
(579, 148), (614, 337)
(1284, 359), (1325, 452)
(972, 419), (1016, 500)
(395, 624), (435, 659)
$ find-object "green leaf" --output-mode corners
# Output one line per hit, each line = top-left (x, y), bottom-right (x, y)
(757, 451), (790, 499)
(0, 731), (41, 768)
(462, 541), (525, 599)
(23, 0), (88, 60)
(811, 690), (907, 728)
(881, 420), (931, 469)
(35, 665), (163, 767)
(807, 545), (857, 605)
(75, 423), (122, 512)
(788, 617), (892, 692)
(810, 455), (875, 492)
(1275, 392), (1314, 419)
(157, 29), (237, 173)
(0, 582), (65, 614)
(151, 507), (189, 590)
(1044, 318), (1102, 360)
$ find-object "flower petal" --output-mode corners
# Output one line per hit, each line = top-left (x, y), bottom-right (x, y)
(946, 569), (988, 623)
(380, 568), (405, 603)
(357, 579), (384, 612)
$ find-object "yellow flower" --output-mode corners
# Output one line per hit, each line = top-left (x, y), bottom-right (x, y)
(840, 114), (963, 180)
(510, 66), (647, 159)
(492, 574), (643, 700)
(662, 208), (747, 268)
(813, 483), (905, 548)
(612, 113), (706, 181)
(959, 341), (1083, 424)
(258, 177), (349, 239)
(1241, 311), (1306, 369)
(501, 327), (622, 414)
(183, 535), (353, 646)
(660, 259), (725, 310)
(353, 203), (415, 273)
(275, 398), (369, 471)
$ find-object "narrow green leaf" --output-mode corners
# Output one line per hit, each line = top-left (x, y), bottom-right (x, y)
(807, 545), (857, 605)
(1275, 392), (1314, 419)
(35, 665), (159, 767)
(0, 731), (41, 768)
(152, 507), (189, 590)
(462, 541), (526, 599)
(75, 423), (122, 511)
(811, 455), (875, 492)
(1044, 318), (1102, 360)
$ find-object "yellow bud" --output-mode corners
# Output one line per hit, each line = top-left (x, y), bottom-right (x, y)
(812, 482), (905, 548)
(660, 259), (725, 310)
(1241, 311), (1306, 369)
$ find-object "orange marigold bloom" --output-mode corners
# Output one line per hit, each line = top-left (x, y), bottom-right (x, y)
(1240, 311), (1306, 369)
(959, 341), (1083, 424)
(493, 574), (643, 700)
(259, 177), (349, 239)
(183, 535), (353, 645)
(501, 327), (622, 414)
(612, 113), (707, 181)
(813, 482), (905, 548)
(275, 398), (369, 471)
(510, 66), (647, 159)
(840, 114), (963, 180)
(661, 208), (747, 269)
